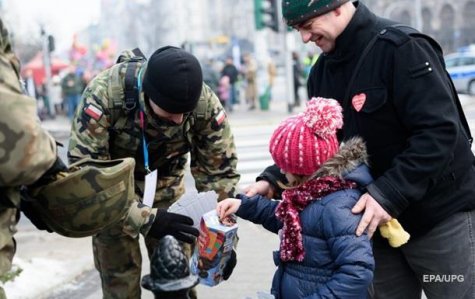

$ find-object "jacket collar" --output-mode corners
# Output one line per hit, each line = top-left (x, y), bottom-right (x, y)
(310, 137), (371, 186)
(328, 1), (380, 59)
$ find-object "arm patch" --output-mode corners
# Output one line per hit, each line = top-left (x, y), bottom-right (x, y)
(215, 110), (226, 126)
(84, 103), (103, 121)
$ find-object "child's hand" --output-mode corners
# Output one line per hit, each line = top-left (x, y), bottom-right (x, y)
(217, 198), (241, 220)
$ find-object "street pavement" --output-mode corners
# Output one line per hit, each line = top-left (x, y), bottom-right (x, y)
(5, 86), (475, 298)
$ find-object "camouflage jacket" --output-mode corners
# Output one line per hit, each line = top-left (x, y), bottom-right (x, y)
(0, 19), (56, 207)
(68, 59), (240, 237)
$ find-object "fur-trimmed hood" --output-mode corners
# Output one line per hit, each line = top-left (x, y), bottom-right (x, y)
(310, 137), (369, 181)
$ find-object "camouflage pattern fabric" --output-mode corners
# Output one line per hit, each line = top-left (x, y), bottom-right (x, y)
(68, 58), (240, 298)
(0, 18), (57, 298)
(29, 158), (149, 238)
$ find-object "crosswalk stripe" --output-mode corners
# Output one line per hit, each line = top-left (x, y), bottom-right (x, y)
(232, 122), (277, 189)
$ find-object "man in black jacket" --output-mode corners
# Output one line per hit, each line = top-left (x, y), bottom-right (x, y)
(247, 1), (475, 298)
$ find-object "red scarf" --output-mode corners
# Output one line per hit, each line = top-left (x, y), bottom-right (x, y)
(275, 176), (357, 262)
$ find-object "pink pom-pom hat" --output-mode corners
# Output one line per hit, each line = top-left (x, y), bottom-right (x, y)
(269, 97), (343, 175)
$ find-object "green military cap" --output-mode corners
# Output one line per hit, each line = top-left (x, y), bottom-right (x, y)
(282, 0), (351, 26)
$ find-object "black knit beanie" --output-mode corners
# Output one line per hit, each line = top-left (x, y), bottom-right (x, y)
(143, 46), (203, 113)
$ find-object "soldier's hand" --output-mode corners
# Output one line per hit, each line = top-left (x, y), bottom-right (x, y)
(222, 249), (237, 280)
(149, 209), (199, 244)
(33, 156), (68, 188)
(20, 189), (53, 233)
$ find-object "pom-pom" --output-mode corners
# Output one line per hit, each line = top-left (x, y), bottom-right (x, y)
(302, 97), (343, 138)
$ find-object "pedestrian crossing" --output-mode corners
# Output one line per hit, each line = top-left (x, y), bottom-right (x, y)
(231, 120), (281, 190)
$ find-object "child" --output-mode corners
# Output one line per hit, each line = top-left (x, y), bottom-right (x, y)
(218, 75), (231, 111)
(217, 97), (374, 298)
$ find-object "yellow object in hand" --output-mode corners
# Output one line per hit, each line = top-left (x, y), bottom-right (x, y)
(379, 219), (410, 248)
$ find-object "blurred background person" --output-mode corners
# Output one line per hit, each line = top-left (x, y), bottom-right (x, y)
(292, 51), (304, 107)
(242, 53), (257, 110)
(201, 58), (220, 96)
(218, 75), (231, 112)
(50, 75), (65, 116)
(61, 64), (83, 120)
(267, 56), (277, 102)
(221, 57), (240, 110)
(303, 51), (319, 80)
(22, 69), (37, 99)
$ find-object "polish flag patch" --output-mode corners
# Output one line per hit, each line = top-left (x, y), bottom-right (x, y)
(215, 110), (226, 125)
(84, 104), (103, 121)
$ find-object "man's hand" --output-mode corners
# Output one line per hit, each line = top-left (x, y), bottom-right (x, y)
(242, 180), (274, 198)
(149, 210), (199, 243)
(352, 193), (391, 238)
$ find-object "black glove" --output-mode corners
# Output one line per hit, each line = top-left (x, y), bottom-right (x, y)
(256, 164), (288, 198)
(18, 156), (67, 233)
(222, 249), (237, 280)
(31, 156), (68, 188)
(20, 187), (52, 232)
(149, 209), (199, 244)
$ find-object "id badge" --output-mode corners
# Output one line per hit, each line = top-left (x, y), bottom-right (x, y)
(143, 169), (157, 207)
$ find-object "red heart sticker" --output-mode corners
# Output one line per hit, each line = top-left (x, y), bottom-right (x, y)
(352, 93), (366, 112)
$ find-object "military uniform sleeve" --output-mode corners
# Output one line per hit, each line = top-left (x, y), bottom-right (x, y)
(368, 36), (462, 216)
(68, 71), (112, 163)
(0, 29), (56, 186)
(189, 84), (240, 200)
(123, 202), (158, 238)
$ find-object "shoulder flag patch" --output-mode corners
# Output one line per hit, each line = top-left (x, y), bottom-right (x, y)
(84, 103), (103, 121)
(215, 110), (226, 125)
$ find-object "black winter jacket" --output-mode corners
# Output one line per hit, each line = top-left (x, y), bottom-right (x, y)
(309, 1), (475, 236)
(262, 2), (475, 237)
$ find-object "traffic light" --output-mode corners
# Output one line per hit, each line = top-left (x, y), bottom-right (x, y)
(254, 0), (280, 32)
(47, 35), (55, 52)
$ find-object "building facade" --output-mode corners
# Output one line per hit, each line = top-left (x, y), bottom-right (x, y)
(363, 0), (475, 53)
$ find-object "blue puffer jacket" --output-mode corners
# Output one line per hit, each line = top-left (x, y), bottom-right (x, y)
(236, 163), (374, 299)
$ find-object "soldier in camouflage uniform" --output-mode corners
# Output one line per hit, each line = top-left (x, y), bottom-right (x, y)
(68, 46), (240, 298)
(0, 18), (60, 299)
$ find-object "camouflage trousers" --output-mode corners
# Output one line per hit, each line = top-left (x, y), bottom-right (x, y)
(93, 201), (198, 299)
(0, 207), (18, 299)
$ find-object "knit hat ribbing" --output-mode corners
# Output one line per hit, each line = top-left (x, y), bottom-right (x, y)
(269, 97), (343, 176)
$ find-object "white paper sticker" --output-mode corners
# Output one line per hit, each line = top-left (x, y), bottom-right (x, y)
(168, 190), (219, 229)
(143, 169), (157, 207)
